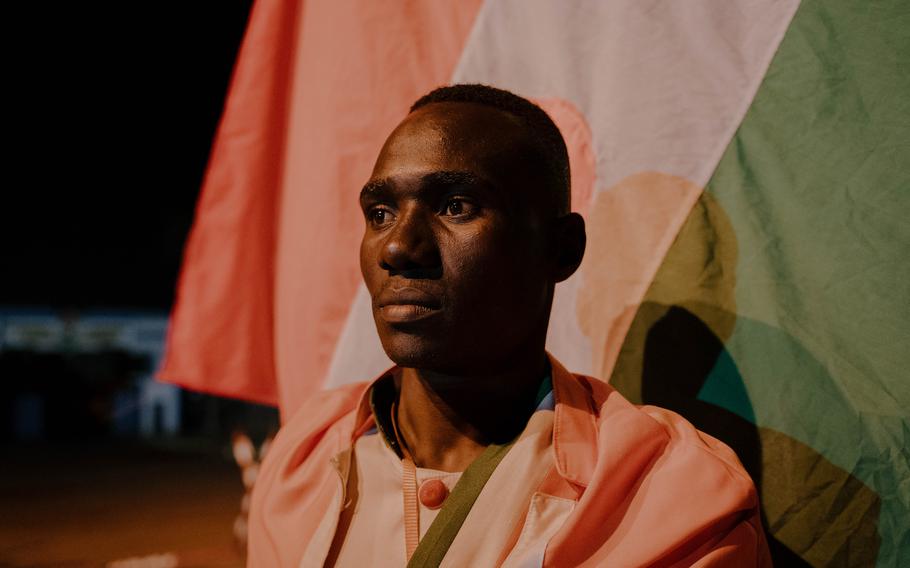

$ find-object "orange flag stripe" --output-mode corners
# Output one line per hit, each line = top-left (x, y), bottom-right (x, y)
(159, 1), (483, 415)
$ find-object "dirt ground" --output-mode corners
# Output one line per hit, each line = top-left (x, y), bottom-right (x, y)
(0, 441), (245, 568)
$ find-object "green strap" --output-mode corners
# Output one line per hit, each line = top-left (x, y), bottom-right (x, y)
(406, 440), (516, 568)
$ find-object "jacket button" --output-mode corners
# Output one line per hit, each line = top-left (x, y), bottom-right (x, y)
(418, 479), (449, 509)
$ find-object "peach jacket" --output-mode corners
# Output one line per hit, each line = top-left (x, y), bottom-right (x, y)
(249, 357), (771, 567)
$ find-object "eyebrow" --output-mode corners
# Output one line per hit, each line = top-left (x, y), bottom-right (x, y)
(359, 178), (391, 200)
(359, 171), (486, 202)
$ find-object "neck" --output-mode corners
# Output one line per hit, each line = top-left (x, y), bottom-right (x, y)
(395, 350), (548, 472)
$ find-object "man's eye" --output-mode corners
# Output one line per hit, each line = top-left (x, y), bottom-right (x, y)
(368, 207), (394, 227)
(442, 198), (476, 217)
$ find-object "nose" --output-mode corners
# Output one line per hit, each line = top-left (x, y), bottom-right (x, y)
(379, 205), (441, 275)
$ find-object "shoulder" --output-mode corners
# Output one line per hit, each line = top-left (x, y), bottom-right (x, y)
(546, 374), (767, 565)
(607, 399), (769, 566)
(262, 380), (369, 476)
(580, 373), (757, 504)
(280, 381), (370, 440)
(248, 381), (371, 567)
(636, 403), (757, 491)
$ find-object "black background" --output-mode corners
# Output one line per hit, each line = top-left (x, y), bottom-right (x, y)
(3, 2), (254, 309)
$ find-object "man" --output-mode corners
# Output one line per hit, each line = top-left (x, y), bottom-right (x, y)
(249, 84), (770, 567)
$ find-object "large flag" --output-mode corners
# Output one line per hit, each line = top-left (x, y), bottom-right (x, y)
(159, 1), (909, 565)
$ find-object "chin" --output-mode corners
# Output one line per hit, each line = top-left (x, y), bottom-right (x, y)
(379, 332), (454, 371)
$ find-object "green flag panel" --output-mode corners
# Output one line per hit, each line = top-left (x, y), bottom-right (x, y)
(711, 0), (908, 563)
(612, 0), (909, 565)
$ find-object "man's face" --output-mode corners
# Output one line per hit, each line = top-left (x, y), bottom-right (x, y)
(359, 102), (555, 375)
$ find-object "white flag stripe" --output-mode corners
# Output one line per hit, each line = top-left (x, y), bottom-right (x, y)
(325, 0), (799, 386)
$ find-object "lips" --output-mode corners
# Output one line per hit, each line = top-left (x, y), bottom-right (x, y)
(376, 286), (443, 323)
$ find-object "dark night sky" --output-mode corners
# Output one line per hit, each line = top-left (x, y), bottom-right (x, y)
(3, 2), (254, 310)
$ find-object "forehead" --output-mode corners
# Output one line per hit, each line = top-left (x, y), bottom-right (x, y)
(370, 102), (529, 183)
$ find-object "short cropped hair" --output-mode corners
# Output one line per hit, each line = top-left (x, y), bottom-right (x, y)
(410, 84), (571, 216)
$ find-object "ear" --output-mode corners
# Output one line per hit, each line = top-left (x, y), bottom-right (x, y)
(552, 212), (586, 282)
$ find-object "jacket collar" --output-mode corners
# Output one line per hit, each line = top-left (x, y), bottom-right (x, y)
(548, 354), (598, 488)
(345, 352), (600, 487)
